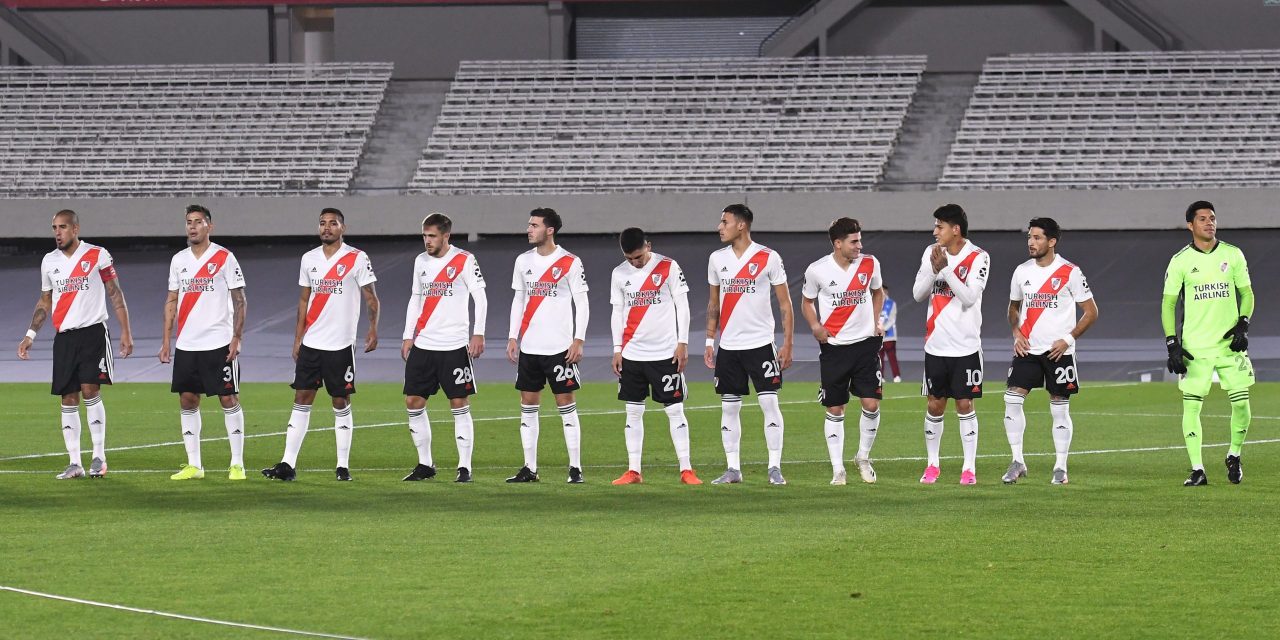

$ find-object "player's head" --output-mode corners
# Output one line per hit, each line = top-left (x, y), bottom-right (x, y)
(1026, 217), (1060, 260)
(527, 207), (561, 246)
(932, 204), (968, 244)
(619, 227), (651, 268)
(52, 209), (80, 250)
(719, 204), (752, 243)
(421, 212), (452, 257)
(1185, 200), (1216, 242)
(185, 204), (213, 246)
(319, 207), (345, 245)
(828, 217), (863, 262)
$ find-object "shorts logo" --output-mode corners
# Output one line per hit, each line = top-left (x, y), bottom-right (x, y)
(207, 262), (218, 275)
(748, 263), (759, 277)
(1050, 277), (1062, 290)
(336, 264), (347, 277)
(1221, 261), (1229, 273)
(857, 273), (868, 286)
(80, 260), (90, 272)
(446, 266), (457, 279)
(651, 273), (663, 286)
(551, 266), (563, 280)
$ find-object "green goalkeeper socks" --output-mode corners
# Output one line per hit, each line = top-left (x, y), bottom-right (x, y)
(1182, 394), (1204, 469)
(1228, 390), (1251, 457)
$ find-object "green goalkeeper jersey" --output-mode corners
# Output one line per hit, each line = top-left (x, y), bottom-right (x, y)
(1163, 241), (1252, 357)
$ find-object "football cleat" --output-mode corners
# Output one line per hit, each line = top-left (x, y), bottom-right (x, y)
(1001, 461), (1028, 484)
(1184, 468), (1208, 487)
(227, 464), (247, 481)
(710, 468), (742, 485)
(612, 470), (643, 485)
(1226, 455), (1243, 484)
(455, 467), (472, 483)
(170, 464), (205, 480)
(854, 457), (877, 484)
(767, 466), (787, 486)
(1052, 468), (1069, 485)
(55, 463), (84, 480)
(261, 461), (296, 482)
(88, 457), (107, 478)
(402, 464), (437, 482)
(335, 467), (352, 482)
(959, 469), (977, 485)
(506, 466), (539, 483)
(679, 469), (702, 485)
(830, 468), (847, 486)
(893, 376), (902, 383)
(919, 465), (940, 484)
(567, 466), (584, 484)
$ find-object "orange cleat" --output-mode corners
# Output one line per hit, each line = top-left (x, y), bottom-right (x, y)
(612, 470), (643, 485)
(680, 469), (703, 485)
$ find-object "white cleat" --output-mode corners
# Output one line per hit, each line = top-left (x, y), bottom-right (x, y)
(854, 457), (877, 484)
(830, 468), (847, 485)
(1052, 468), (1069, 485)
(1002, 461), (1028, 484)
(56, 463), (84, 480)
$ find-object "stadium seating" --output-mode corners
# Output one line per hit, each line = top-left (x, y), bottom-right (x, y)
(0, 63), (392, 198)
(408, 56), (926, 194)
(940, 50), (1280, 189)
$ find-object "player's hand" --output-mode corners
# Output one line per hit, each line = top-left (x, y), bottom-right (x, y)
(401, 339), (413, 362)
(777, 343), (794, 371)
(364, 331), (378, 353)
(227, 337), (241, 362)
(158, 342), (171, 364)
(17, 336), (32, 360)
(1013, 329), (1031, 357)
(1223, 316), (1249, 352)
(506, 339), (519, 364)
(468, 334), (485, 359)
(704, 344), (716, 369)
(119, 333), (133, 358)
(875, 322), (885, 337)
(811, 325), (829, 344)
(565, 339), (584, 365)
(1166, 336), (1193, 375)
(611, 352), (623, 377)
(673, 343), (688, 373)
(292, 341), (301, 362)
(929, 244), (947, 273)
(1047, 339), (1069, 361)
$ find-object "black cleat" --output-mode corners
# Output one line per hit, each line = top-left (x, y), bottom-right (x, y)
(262, 462), (296, 481)
(455, 467), (472, 483)
(567, 466), (584, 484)
(1226, 455), (1243, 484)
(335, 466), (352, 482)
(1184, 468), (1208, 487)
(506, 466), (539, 483)
(402, 464), (437, 481)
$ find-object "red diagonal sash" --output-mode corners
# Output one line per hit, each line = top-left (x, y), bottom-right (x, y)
(718, 249), (772, 334)
(413, 251), (471, 339)
(518, 254), (577, 339)
(925, 249), (981, 340)
(176, 248), (230, 337)
(621, 257), (673, 351)
(822, 256), (877, 336)
(1019, 263), (1075, 339)
(52, 247), (101, 332)
(304, 250), (361, 331)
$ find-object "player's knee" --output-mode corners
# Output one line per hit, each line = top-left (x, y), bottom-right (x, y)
(61, 392), (80, 405)
(860, 398), (879, 413)
(180, 393), (200, 411)
(448, 397), (469, 410)
(956, 398), (974, 414)
(757, 392), (780, 413)
(553, 393), (575, 408)
(826, 405), (846, 417)
(405, 396), (426, 411)
(1230, 398), (1251, 419)
(80, 385), (100, 400)
(331, 396), (350, 410)
(218, 394), (239, 410)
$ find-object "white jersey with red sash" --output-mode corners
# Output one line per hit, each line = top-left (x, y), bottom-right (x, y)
(918, 240), (989, 357)
(1010, 255), (1092, 356)
(167, 242), (245, 351)
(403, 246), (486, 351)
(801, 253), (882, 346)
(610, 252), (690, 361)
(512, 246), (588, 356)
(298, 243), (377, 350)
(708, 242), (787, 351)
(41, 241), (117, 333)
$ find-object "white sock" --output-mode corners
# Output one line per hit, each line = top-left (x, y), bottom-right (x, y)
(180, 408), (202, 468)
(924, 413), (944, 467)
(857, 408), (880, 460)
(959, 411), (979, 472)
(560, 402), (582, 469)
(224, 404), (245, 467)
(520, 404), (540, 472)
(759, 391), (784, 468)
(453, 405), (474, 470)
(823, 411), (845, 472)
(665, 403), (692, 471)
(1050, 399), (1073, 471)
(282, 403), (311, 467)
(84, 395), (106, 460)
(408, 407), (432, 466)
(1004, 391), (1027, 464)
(624, 401), (645, 472)
(334, 404), (353, 468)
(61, 404), (82, 466)
(720, 395), (742, 470)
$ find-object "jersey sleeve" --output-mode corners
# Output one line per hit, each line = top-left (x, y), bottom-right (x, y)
(356, 252), (377, 286)
(97, 248), (118, 282)
(1161, 255), (1183, 297)
(707, 255), (718, 286)
(1009, 267), (1022, 302)
(1068, 266), (1092, 302)
(463, 254), (486, 291)
(511, 257), (524, 292)
(298, 258), (309, 288)
(668, 260), (689, 296)
(1232, 246), (1252, 289)
(569, 257), (589, 294)
(870, 256), (883, 289)
(40, 257), (53, 292)
(224, 252), (246, 290)
(801, 263), (819, 299)
(609, 268), (624, 307)
(167, 255), (180, 292)
(768, 251), (787, 286)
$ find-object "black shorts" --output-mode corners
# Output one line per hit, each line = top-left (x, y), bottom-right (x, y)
(819, 337), (883, 407)
(172, 345), (240, 397)
(618, 357), (687, 405)
(515, 350), (582, 395)
(714, 344), (782, 396)
(404, 346), (476, 400)
(923, 351), (984, 399)
(292, 344), (356, 397)
(51, 323), (112, 396)
(1007, 353), (1080, 397)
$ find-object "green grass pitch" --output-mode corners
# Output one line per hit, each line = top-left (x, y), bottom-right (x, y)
(1, 380), (1278, 639)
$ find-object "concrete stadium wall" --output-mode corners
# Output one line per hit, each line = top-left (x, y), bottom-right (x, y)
(22, 8), (270, 65)
(1, 188), (1276, 239)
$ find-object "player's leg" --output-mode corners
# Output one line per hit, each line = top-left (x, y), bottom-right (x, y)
(327, 347), (357, 481)
(1002, 354), (1041, 484)
(1045, 355), (1080, 484)
(648, 360), (695, 483)
(80, 325), (111, 477)
(401, 346), (437, 481)
(548, 354), (584, 483)
(266, 344), (322, 480)
(749, 345), (786, 485)
(51, 332), (84, 479)
(444, 347), (477, 482)
(1219, 352), (1255, 484)
(849, 339), (884, 484)
(614, 358), (647, 484)
(449, 397), (474, 483)
(220, 393), (245, 480)
(954, 352), (983, 485)
(712, 348), (747, 484)
(1178, 355), (1213, 486)
(885, 340), (902, 382)
(174, 391), (205, 479)
(509, 351), (545, 482)
(57, 390), (84, 479)
(921, 354), (948, 484)
(818, 342), (851, 484)
(332, 394), (353, 481)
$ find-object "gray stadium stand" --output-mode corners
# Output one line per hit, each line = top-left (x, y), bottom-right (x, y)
(0, 63), (392, 198)
(939, 50), (1280, 190)
(408, 56), (926, 194)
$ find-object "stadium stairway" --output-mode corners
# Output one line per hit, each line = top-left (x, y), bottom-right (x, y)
(879, 72), (980, 191)
(350, 79), (451, 194)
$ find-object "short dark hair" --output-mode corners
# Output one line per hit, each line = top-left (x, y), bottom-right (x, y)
(530, 207), (562, 234)
(1028, 217), (1060, 241)
(320, 207), (345, 223)
(1185, 200), (1215, 223)
(619, 227), (647, 254)
(723, 204), (753, 227)
(828, 217), (862, 243)
(933, 204), (968, 237)
(54, 209), (79, 225)
(422, 212), (452, 235)
(186, 204), (211, 222)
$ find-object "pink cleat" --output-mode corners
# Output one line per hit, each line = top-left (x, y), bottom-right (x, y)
(960, 469), (977, 485)
(920, 465), (940, 484)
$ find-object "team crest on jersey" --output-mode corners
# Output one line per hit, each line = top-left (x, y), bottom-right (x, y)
(1221, 261), (1229, 273)
(857, 273), (868, 286)
(80, 260), (90, 272)
(336, 264), (347, 277)
(207, 262), (218, 275)
(446, 266), (457, 279)
(552, 266), (563, 280)
(1050, 277), (1062, 290)
(748, 263), (759, 277)
(651, 273), (663, 286)
(957, 266), (968, 279)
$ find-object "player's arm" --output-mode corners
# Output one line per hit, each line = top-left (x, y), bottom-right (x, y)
(704, 284), (720, 369)
(293, 286), (310, 361)
(402, 274), (421, 362)
(774, 281), (794, 370)
(911, 253), (935, 302)
(800, 295), (825, 344)
(942, 253), (987, 309)
(158, 290), (179, 363)
(1008, 300), (1029, 357)
(468, 286), (487, 359)
(872, 286), (885, 336)
(507, 289), (524, 364)
(17, 291), (52, 360)
(103, 276), (133, 357)
(229, 287), (246, 362)
(1047, 297), (1099, 361)
(360, 282), (379, 353)
(673, 289), (690, 373)
(567, 288), (589, 365)
(610, 297), (625, 377)
(1161, 257), (1191, 373)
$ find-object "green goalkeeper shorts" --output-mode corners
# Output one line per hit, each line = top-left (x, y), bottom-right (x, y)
(1179, 351), (1255, 397)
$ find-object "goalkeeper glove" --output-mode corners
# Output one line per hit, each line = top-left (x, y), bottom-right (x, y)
(1166, 336), (1192, 375)
(1223, 316), (1249, 352)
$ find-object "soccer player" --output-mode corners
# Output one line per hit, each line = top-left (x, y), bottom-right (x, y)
(505, 208), (589, 483)
(17, 209), (134, 480)
(801, 217), (885, 485)
(158, 205), (249, 481)
(263, 208), (379, 482)
(912, 204), (989, 485)
(705, 204), (794, 485)
(1001, 217), (1098, 486)
(879, 284), (901, 383)
(400, 213), (487, 483)
(609, 228), (700, 485)
(1163, 200), (1254, 487)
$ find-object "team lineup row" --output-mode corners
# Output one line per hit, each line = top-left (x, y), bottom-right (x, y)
(16, 201), (1254, 487)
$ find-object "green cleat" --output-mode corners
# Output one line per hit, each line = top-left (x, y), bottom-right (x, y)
(170, 464), (205, 480)
(227, 464), (247, 481)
